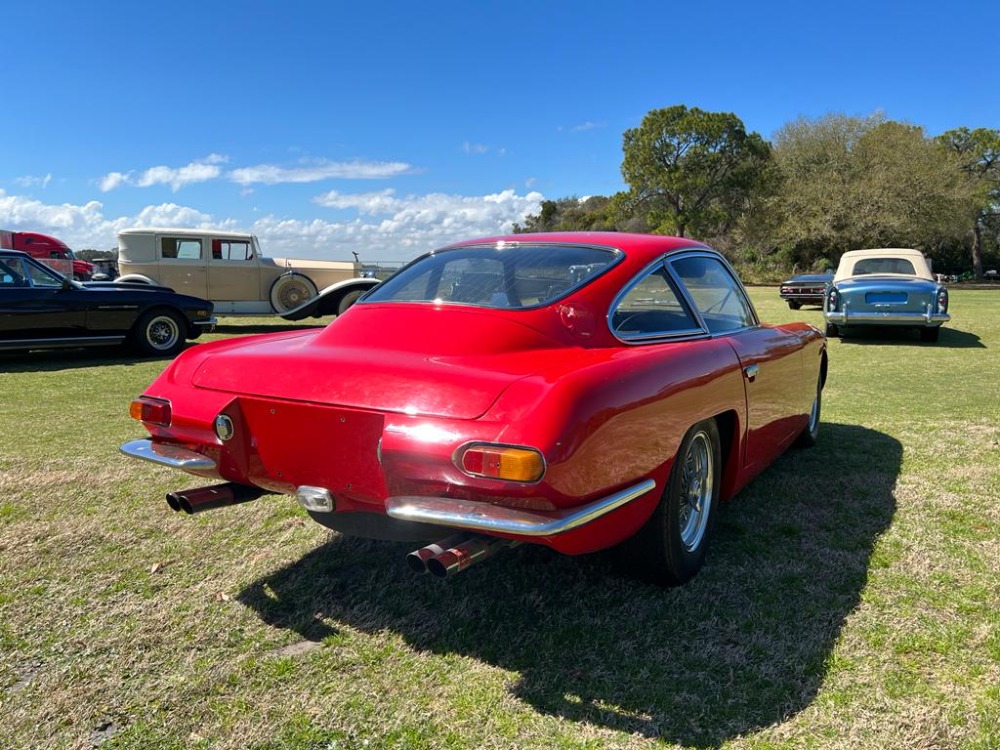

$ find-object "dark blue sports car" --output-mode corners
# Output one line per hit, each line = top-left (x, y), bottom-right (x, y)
(0, 249), (215, 356)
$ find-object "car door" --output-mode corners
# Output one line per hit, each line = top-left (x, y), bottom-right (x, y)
(207, 237), (261, 302)
(669, 252), (804, 473)
(0, 256), (87, 341)
(156, 235), (208, 298)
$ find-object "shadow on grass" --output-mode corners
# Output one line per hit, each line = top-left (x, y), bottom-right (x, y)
(212, 323), (325, 335)
(834, 325), (983, 348)
(237, 422), (900, 748)
(0, 345), (187, 372)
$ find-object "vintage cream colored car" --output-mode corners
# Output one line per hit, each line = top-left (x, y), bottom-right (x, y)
(824, 248), (950, 342)
(116, 228), (378, 317)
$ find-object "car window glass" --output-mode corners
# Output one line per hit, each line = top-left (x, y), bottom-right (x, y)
(0, 259), (24, 286)
(161, 238), (203, 260)
(852, 258), (916, 275)
(611, 265), (700, 338)
(364, 245), (618, 309)
(212, 240), (253, 261)
(672, 255), (755, 334)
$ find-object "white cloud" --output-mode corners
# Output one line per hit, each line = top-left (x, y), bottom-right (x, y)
(571, 121), (603, 132)
(99, 172), (130, 192)
(0, 190), (128, 250)
(228, 160), (414, 185)
(0, 187), (545, 262)
(14, 174), (52, 189)
(97, 156), (414, 192)
(99, 155), (228, 192)
(463, 142), (490, 155)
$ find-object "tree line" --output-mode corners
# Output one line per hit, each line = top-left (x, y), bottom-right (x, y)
(515, 106), (1000, 279)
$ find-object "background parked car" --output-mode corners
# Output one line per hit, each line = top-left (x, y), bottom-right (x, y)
(824, 248), (949, 342)
(0, 249), (215, 356)
(779, 270), (833, 309)
(115, 228), (378, 317)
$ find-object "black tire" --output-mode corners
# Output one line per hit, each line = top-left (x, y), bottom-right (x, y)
(920, 326), (940, 343)
(625, 419), (722, 586)
(794, 372), (822, 448)
(337, 288), (366, 315)
(788, 301), (802, 310)
(824, 322), (839, 338)
(269, 274), (317, 313)
(132, 309), (185, 357)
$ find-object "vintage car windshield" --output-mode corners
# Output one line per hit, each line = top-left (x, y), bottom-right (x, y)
(362, 244), (619, 309)
(851, 258), (916, 276)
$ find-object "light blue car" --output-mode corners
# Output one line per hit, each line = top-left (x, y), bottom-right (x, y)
(824, 249), (950, 342)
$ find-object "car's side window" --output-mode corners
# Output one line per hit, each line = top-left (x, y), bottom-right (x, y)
(671, 255), (755, 334)
(161, 238), (203, 260)
(212, 240), (253, 261)
(610, 264), (701, 340)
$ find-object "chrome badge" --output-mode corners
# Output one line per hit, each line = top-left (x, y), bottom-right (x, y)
(214, 414), (235, 442)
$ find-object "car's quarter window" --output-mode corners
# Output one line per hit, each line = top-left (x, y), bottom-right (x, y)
(671, 255), (756, 334)
(363, 244), (620, 309)
(851, 257), (916, 276)
(610, 263), (702, 341)
(160, 237), (203, 260)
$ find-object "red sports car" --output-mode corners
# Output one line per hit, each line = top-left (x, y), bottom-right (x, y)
(121, 233), (827, 585)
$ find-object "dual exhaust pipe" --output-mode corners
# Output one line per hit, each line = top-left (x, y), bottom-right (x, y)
(166, 484), (513, 578)
(165, 482), (268, 514)
(407, 534), (516, 579)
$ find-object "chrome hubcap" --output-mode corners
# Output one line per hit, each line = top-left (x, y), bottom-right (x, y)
(149, 317), (179, 349)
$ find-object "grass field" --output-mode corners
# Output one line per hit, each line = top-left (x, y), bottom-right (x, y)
(1, 289), (998, 750)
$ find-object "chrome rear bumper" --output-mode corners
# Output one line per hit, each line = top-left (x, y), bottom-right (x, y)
(121, 436), (658, 538)
(385, 479), (656, 537)
(120, 438), (216, 472)
(824, 308), (949, 327)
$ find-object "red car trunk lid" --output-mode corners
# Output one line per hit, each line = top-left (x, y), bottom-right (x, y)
(191, 305), (563, 419)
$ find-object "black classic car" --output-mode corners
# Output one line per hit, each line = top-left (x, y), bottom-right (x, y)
(778, 271), (833, 309)
(0, 249), (215, 356)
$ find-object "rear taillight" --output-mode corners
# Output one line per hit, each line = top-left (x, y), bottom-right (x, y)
(937, 289), (948, 314)
(827, 288), (839, 311)
(457, 443), (545, 482)
(129, 396), (171, 426)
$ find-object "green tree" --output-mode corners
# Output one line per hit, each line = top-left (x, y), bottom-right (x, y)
(513, 196), (617, 233)
(937, 127), (1000, 278)
(767, 114), (975, 269)
(619, 105), (772, 238)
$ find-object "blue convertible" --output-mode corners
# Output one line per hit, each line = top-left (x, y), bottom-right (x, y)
(824, 249), (949, 342)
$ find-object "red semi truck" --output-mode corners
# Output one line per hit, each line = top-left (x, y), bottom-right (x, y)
(0, 229), (96, 280)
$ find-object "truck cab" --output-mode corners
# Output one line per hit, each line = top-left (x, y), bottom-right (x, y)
(0, 230), (95, 281)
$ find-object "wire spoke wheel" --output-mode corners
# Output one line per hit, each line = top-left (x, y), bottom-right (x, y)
(678, 430), (713, 552)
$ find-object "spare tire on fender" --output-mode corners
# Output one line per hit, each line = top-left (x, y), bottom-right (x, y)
(269, 273), (317, 314)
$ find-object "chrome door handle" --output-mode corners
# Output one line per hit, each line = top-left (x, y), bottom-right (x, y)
(744, 364), (760, 382)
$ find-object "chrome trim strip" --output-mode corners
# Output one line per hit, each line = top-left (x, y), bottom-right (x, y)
(823, 311), (950, 325)
(385, 478), (657, 537)
(193, 317), (217, 328)
(0, 335), (125, 350)
(119, 438), (217, 472)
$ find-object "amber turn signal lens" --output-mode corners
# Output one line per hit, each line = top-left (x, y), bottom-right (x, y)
(460, 444), (545, 482)
(129, 397), (172, 427)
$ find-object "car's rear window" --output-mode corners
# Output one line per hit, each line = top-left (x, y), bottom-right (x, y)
(362, 244), (619, 309)
(851, 258), (916, 276)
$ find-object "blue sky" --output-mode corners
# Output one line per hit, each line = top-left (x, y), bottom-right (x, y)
(2, 0), (998, 263)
